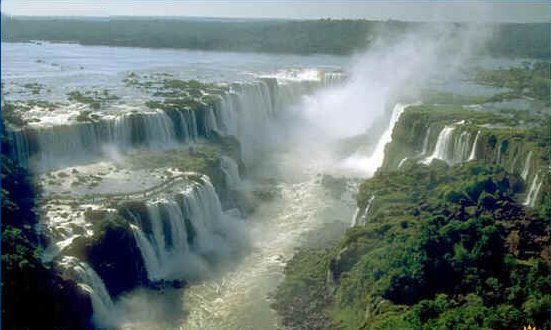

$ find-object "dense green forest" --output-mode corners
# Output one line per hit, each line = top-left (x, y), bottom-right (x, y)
(273, 162), (550, 330)
(1, 16), (549, 58)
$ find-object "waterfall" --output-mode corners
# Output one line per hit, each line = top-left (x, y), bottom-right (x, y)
(468, 130), (480, 161)
(126, 175), (245, 281)
(496, 141), (502, 164)
(422, 125), (456, 164)
(397, 157), (408, 168)
(342, 103), (409, 177)
(452, 131), (471, 164)
(58, 256), (117, 327)
(220, 156), (241, 189)
(420, 126), (432, 156)
(523, 173), (542, 207)
(8, 77), (325, 170)
(141, 110), (177, 148)
(351, 196), (375, 227)
(521, 151), (532, 181)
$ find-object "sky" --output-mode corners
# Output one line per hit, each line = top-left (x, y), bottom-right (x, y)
(1, 1), (550, 23)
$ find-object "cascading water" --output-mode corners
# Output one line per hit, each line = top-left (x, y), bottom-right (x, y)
(524, 173), (542, 207)
(351, 195), (375, 227)
(452, 131), (472, 164)
(420, 126), (432, 156)
(58, 256), (117, 327)
(521, 151), (533, 181)
(422, 125), (456, 164)
(397, 157), (408, 168)
(341, 103), (409, 177)
(126, 175), (246, 281)
(468, 130), (480, 161)
(8, 76), (331, 170)
(220, 156), (241, 190)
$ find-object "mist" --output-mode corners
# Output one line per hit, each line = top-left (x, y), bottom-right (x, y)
(274, 23), (492, 177)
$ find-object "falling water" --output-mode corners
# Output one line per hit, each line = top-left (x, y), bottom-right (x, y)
(420, 126), (432, 156)
(524, 173), (542, 207)
(422, 125), (456, 164)
(397, 157), (409, 168)
(220, 156), (241, 190)
(468, 130), (480, 161)
(452, 131), (472, 164)
(341, 103), (410, 177)
(58, 256), (117, 328)
(521, 151), (533, 181)
(8, 78), (327, 170)
(126, 176), (245, 281)
(351, 195), (375, 227)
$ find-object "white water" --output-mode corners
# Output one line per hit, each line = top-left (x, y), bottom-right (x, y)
(58, 256), (117, 327)
(352, 195), (375, 227)
(452, 131), (472, 164)
(468, 130), (481, 161)
(524, 173), (542, 207)
(521, 151), (533, 181)
(340, 103), (409, 177)
(10, 77), (329, 170)
(397, 157), (409, 168)
(127, 175), (246, 281)
(420, 126), (432, 156)
(422, 125), (456, 164)
(220, 156), (241, 190)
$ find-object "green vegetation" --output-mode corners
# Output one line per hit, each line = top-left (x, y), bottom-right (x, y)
(2, 17), (549, 58)
(128, 75), (227, 111)
(473, 61), (551, 105)
(2, 100), (59, 127)
(273, 163), (550, 330)
(67, 89), (120, 110)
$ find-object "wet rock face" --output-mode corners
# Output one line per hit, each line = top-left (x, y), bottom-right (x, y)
(86, 219), (148, 297)
(71, 211), (148, 298)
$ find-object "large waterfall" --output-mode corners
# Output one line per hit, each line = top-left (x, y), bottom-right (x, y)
(125, 175), (246, 281)
(9, 77), (330, 170)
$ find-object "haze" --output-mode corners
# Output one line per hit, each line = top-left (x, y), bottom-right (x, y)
(2, 0), (550, 23)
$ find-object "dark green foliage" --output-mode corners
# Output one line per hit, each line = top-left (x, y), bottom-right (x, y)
(273, 163), (550, 330)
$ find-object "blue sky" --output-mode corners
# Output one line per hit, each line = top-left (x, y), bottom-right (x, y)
(2, 1), (550, 22)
